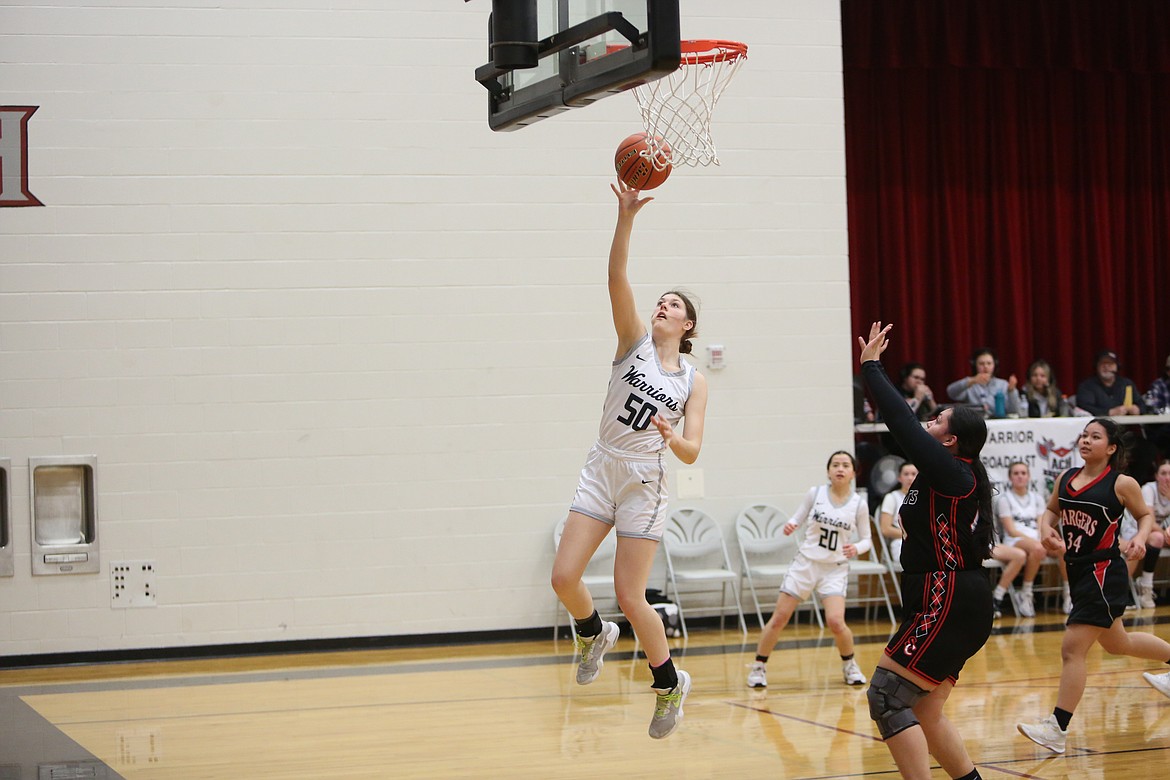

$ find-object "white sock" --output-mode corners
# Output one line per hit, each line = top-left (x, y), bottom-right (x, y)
(1140, 572), (1154, 587)
(1022, 582), (1034, 597)
(993, 585), (1007, 600)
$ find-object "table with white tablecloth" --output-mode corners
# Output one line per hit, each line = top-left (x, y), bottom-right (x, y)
(855, 414), (1169, 498)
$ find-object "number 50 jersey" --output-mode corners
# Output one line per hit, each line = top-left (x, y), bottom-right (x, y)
(599, 334), (695, 454)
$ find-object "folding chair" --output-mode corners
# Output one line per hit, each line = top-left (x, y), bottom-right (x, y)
(734, 503), (822, 629)
(662, 507), (748, 639)
(843, 517), (897, 626)
(875, 527), (904, 605)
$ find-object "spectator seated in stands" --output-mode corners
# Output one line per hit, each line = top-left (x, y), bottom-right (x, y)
(1021, 359), (1070, 418)
(1074, 350), (1146, 416)
(1144, 353), (1170, 415)
(896, 362), (938, 421)
(878, 460), (918, 563)
(946, 347), (1019, 418)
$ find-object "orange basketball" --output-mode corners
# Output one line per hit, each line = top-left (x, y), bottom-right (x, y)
(614, 132), (672, 190)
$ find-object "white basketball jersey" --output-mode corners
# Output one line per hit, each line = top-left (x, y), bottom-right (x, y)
(1142, 482), (1170, 528)
(597, 334), (694, 454)
(793, 485), (870, 563)
(995, 489), (1046, 535)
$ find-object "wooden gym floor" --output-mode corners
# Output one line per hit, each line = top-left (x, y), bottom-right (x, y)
(1, 608), (1168, 779)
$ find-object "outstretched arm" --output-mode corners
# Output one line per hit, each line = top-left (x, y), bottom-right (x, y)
(858, 322), (973, 494)
(608, 181), (652, 359)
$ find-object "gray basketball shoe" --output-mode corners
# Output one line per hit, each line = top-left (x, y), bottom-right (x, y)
(574, 620), (619, 685)
(649, 669), (691, 739)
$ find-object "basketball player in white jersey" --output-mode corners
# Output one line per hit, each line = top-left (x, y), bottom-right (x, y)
(551, 180), (708, 740)
(747, 451), (872, 689)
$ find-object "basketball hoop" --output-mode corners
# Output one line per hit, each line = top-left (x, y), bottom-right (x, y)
(632, 40), (747, 169)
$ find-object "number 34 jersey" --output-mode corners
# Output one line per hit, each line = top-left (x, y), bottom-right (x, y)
(792, 485), (873, 563)
(598, 334), (695, 454)
(1056, 466), (1123, 562)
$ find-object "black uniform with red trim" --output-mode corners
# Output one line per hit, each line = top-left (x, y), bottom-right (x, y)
(863, 360), (994, 685)
(1056, 466), (1132, 627)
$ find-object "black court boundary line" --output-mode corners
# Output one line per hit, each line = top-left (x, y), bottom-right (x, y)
(5, 612), (1169, 697)
(7, 609), (1163, 671)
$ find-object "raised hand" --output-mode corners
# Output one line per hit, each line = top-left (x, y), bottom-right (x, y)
(611, 179), (654, 218)
(857, 321), (893, 364)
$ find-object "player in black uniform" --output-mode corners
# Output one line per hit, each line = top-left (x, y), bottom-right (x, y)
(859, 323), (994, 780)
(1016, 418), (1170, 754)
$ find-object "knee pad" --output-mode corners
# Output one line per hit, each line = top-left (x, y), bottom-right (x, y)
(866, 667), (928, 740)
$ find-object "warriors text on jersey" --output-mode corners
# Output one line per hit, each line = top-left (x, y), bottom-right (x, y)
(1057, 466), (1123, 562)
(598, 334), (694, 454)
(791, 485), (872, 563)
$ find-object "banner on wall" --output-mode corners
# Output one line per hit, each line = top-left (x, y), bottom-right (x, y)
(980, 417), (1086, 499)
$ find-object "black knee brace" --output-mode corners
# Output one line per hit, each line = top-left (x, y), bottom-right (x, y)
(867, 667), (928, 739)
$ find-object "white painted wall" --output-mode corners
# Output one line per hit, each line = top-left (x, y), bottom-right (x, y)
(0, 0), (853, 656)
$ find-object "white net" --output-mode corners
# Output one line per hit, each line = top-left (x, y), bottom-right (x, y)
(632, 40), (747, 169)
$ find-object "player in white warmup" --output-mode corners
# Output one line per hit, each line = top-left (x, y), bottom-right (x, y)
(747, 450), (872, 689)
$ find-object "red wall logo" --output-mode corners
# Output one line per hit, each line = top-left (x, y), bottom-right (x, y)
(0, 106), (43, 207)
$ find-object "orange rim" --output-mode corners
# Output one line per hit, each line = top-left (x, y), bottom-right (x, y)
(679, 40), (748, 65)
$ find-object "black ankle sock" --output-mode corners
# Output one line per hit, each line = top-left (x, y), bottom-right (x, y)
(1054, 707), (1073, 731)
(650, 657), (678, 690)
(574, 610), (602, 638)
(755, 654), (769, 664)
(841, 653), (854, 662)
(953, 770), (980, 780)
(1143, 546), (1162, 573)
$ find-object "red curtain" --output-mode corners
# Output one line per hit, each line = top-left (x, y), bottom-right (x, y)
(844, 0), (1170, 400)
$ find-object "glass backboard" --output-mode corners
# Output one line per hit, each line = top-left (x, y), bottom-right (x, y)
(473, 0), (680, 131)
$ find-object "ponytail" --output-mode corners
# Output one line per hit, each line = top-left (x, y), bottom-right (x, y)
(950, 405), (994, 560)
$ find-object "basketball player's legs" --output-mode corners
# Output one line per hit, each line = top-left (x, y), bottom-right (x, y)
(871, 657), (939, 780)
(755, 591), (802, 657)
(551, 512), (612, 619)
(1053, 623), (1105, 713)
(613, 536), (669, 665)
(820, 595), (854, 655)
(912, 680), (979, 780)
(822, 592), (867, 686)
(1096, 617), (1170, 663)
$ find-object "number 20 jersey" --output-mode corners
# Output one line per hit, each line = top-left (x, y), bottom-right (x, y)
(598, 334), (694, 454)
